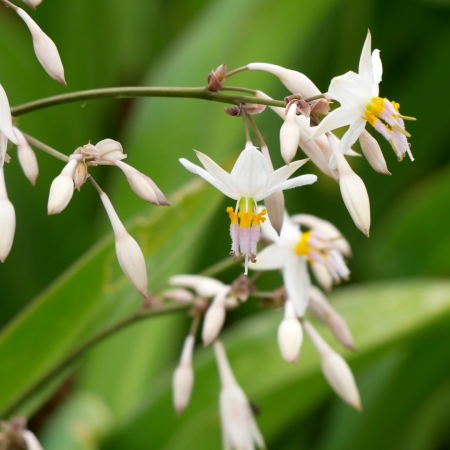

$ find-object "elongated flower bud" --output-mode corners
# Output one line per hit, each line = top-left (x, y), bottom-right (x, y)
(47, 159), (77, 215)
(202, 288), (229, 345)
(359, 130), (391, 175)
(327, 135), (370, 237)
(303, 320), (361, 411)
(115, 160), (169, 206)
(280, 102), (300, 165)
(22, 0), (43, 8)
(13, 127), (38, 185)
(309, 286), (355, 350)
(16, 8), (66, 85)
(100, 192), (148, 298)
(173, 335), (195, 415)
(0, 86), (17, 150)
(0, 169), (15, 262)
(278, 300), (303, 363)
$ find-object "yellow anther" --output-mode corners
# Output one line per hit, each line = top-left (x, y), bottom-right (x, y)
(295, 231), (312, 256)
(227, 207), (238, 225)
(392, 101), (400, 113)
(252, 208), (267, 226)
(362, 111), (377, 126)
(238, 211), (255, 228)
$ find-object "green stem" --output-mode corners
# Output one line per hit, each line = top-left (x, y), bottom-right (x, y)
(21, 133), (69, 163)
(11, 87), (286, 117)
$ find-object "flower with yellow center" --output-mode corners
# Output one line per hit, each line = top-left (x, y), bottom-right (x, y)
(180, 147), (317, 274)
(250, 211), (351, 316)
(311, 30), (415, 164)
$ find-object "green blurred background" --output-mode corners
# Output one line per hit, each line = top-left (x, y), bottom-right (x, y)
(1, 0), (450, 448)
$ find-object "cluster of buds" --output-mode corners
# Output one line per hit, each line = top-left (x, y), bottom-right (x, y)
(0, 417), (43, 450)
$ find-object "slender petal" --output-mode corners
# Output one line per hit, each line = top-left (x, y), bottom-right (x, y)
(276, 174), (317, 192)
(310, 107), (361, 140)
(250, 244), (289, 270)
(283, 254), (311, 317)
(195, 150), (233, 189)
(371, 50), (383, 91)
(264, 158), (310, 194)
(338, 119), (367, 157)
(329, 72), (371, 108)
(358, 30), (373, 83)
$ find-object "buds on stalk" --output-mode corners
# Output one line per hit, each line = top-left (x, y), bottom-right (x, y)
(359, 129), (391, 175)
(278, 300), (303, 363)
(47, 159), (77, 215)
(327, 134), (370, 237)
(303, 320), (361, 411)
(16, 8), (66, 85)
(13, 127), (39, 185)
(280, 102), (300, 165)
(115, 160), (169, 206)
(202, 288), (229, 345)
(100, 192), (149, 299)
(173, 334), (195, 415)
(22, 0), (43, 8)
(0, 169), (15, 262)
(309, 286), (354, 350)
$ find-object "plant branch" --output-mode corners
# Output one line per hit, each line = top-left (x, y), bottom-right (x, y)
(11, 87), (286, 117)
(21, 133), (69, 162)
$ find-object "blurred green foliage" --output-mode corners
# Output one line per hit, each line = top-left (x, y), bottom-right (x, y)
(0, 0), (450, 448)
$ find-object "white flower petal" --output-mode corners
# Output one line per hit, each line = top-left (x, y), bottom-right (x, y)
(282, 255), (311, 317)
(371, 49), (382, 93)
(230, 147), (270, 198)
(329, 71), (371, 108)
(272, 174), (317, 194)
(310, 107), (361, 140)
(179, 158), (238, 199)
(338, 119), (367, 155)
(194, 150), (233, 189)
(358, 30), (373, 82)
(250, 244), (289, 271)
(263, 158), (310, 196)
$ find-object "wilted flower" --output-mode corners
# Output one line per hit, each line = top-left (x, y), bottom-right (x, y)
(311, 31), (414, 162)
(251, 212), (350, 316)
(180, 147), (316, 274)
(214, 340), (266, 450)
(47, 159), (77, 215)
(14, 127), (39, 185)
(0, 168), (15, 262)
(173, 334), (195, 415)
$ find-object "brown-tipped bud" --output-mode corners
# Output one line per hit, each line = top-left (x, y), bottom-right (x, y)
(74, 161), (88, 191)
(207, 70), (222, 92)
(311, 98), (331, 116)
(215, 63), (227, 82)
(224, 105), (241, 117)
(242, 103), (267, 115)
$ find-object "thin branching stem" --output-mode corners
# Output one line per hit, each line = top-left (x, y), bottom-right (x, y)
(21, 133), (69, 162)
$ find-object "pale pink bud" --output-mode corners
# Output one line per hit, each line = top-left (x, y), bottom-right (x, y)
(115, 160), (169, 206)
(173, 335), (195, 415)
(247, 63), (321, 98)
(0, 169), (15, 262)
(95, 139), (126, 162)
(22, 0), (43, 9)
(280, 102), (300, 165)
(100, 192), (148, 298)
(13, 127), (38, 185)
(359, 129), (391, 175)
(22, 430), (43, 450)
(202, 288), (229, 345)
(16, 8), (66, 85)
(327, 135), (370, 237)
(74, 161), (87, 191)
(169, 274), (227, 298)
(277, 300), (303, 363)
(303, 320), (361, 411)
(47, 159), (77, 215)
(309, 286), (355, 350)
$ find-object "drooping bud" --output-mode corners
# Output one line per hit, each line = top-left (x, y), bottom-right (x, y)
(95, 139), (126, 162)
(13, 127), (39, 185)
(16, 8), (66, 85)
(303, 320), (361, 411)
(74, 161), (88, 191)
(100, 192), (148, 298)
(163, 288), (195, 303)
(22, 0), (43, 8)
(47, 159), (77, 215)
(359, 129), (391, 175)
(308, 286), (355, 350)
(173, 334), (195, 415)
(202, 287), (229, 345)
(277, 300), (303, 363)
(327, 134), (370, 237)
(280, 102), (300, 165)
(114, 160), (169, 206)
(0, 168), (15, 262)
(169, 274), (227, 298)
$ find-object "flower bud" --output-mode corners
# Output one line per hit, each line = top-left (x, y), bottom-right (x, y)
(173, 335), (195, 415)
(202, 288), (229, 345)
(16, 8), (66, 85)
(163, 288), (195, 303)
(327, 135), (370, 237)
(22, 0), (43, 9)
(0, 84), (17, 148)
(303, 320), (361, 411)
(308, 286), (354, 350)
(96, 139), (126, 162)
(74, 161), (88, 191)
(115, 160), (169, 206)
(280, 102), (300, 165)
(13, 127), (38, 185)
(359, 129), (391, 175)
(248, 63), (321, 98)
(100, 192), (148, 298)
(169, 274), (226, 298)
(277, 300), (303, 363)
(47, 159), (77, 215)
(0, 169), (15, 262)
(214, 63), (227, 82)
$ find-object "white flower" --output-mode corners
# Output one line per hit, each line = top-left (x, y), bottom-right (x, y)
(47, 159), (77, 215)
(0, 168), (15, 262)
(311, 30), (414, 162)
(251, 212), (350, 317)
(173, 334), (195, 415)
(214, 340), (266, 450)
(180, 147), (316, 274)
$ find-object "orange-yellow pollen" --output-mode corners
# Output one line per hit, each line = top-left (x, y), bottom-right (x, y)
(252, 208), (267, 226)
(238, 211), (255, 228)
(295, 231), (312, 256)
(226, 207), (238, 225)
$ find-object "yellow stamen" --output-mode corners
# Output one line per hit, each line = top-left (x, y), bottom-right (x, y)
(391, 101), (400, 113)
(238, 211), (255, 228)
(227, 207), (238, 225)
(362, 111), (377, 126)
(295, 231), (312, 256)
(252, 208), (267, 226)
